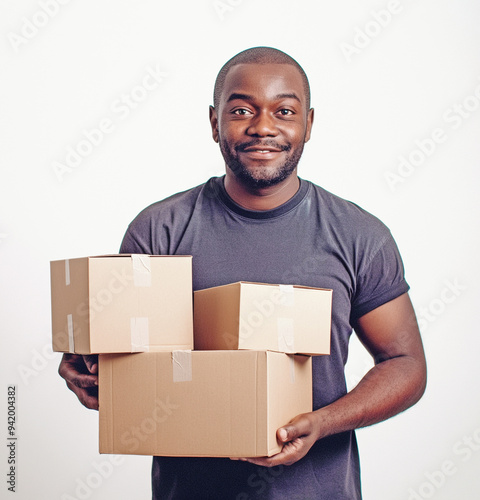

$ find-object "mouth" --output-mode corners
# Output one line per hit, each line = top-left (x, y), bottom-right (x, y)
(242, 146), (283, 153)
(240, 150), (283, 161)
(238, 143), (287, 161)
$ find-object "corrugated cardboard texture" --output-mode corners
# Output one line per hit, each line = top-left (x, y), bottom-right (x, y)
(99, 351), (312, 457)
(51, 255), (193, 354)
(194, 282), (332, 355)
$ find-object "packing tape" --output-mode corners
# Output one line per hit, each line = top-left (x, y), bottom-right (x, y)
(131, 254), (152, 287)
(289, 355), (296, 383)
(65, 259), (70, 286)
(277, 317), (295, 353)
(279, 285), (295, 306)
(130, 317), (150, 351)
(67, 314), (74, 353)
(172, 350), (192, 383)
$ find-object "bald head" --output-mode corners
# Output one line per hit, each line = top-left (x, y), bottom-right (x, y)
(213, 47), (311, 110)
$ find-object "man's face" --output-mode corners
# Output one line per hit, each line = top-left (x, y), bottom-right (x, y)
(210, 63), (314, 189)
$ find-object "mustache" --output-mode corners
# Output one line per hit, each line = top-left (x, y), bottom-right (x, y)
(235, 140), (291, 152)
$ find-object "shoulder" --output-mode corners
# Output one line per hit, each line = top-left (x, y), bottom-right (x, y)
(132, 181), (208, 222)
(305, 180), (391, 238)
(126, 177), (221, 235)
(120, 179), (216, 254)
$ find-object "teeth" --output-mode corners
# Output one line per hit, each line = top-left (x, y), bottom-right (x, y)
(245, 149), (279, 153)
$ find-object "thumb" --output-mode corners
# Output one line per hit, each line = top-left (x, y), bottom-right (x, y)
(277, 416), (310, 443)
(277, 427), (291, 442)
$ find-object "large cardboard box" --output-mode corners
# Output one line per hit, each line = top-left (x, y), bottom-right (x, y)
(99, 350), (312, 457)
(50, 254), (193, 354)
(194, 282), (332, 356)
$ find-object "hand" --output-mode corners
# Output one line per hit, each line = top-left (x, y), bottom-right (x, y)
(58, 354), (99, 410)
(232, 412), (320, 467)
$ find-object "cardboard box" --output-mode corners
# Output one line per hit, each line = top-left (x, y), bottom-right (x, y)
(50, 254), (193, 354)
(194, 282), (332, 356)
(99, 350), (312, 457)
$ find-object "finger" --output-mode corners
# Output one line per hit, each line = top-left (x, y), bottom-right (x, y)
(277, 414), (312, 443)
(241, 457), (272, 467)
(278, 427), (289, 442)
(69, 372), (98, 389)
(58, 357), (75, 381)
(240, 451), (291, 468)
(59, 354), (86, 377)
(58, 355), (98, 388)
(66, 382), (99, 410)
(83, 355), (99, 374)
(237, 442), (300, 468)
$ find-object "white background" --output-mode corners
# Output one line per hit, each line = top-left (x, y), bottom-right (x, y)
(1, 1), (480, 499)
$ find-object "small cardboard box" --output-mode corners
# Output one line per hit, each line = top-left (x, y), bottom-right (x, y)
(194, 282), (332, 356)
(99, 350), (312, 457)
(50, 254), (193, 354)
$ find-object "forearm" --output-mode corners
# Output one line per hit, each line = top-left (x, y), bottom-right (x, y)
(312, 353), (426, 441)
(242, 294), (427, 467)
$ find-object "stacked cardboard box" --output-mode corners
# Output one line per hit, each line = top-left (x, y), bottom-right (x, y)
(194, 281), (332, 355)
(50, 254), (194, 353)
(50, 256), (332, 457)
(99, 350), (312, 457)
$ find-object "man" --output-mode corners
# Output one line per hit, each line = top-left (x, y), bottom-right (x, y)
(59, 46), (427, 499)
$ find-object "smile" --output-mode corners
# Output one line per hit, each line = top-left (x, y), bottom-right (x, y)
(240, 149), (283, 159)
(242, 147), (283, 153)
(246, 150), (280, 153)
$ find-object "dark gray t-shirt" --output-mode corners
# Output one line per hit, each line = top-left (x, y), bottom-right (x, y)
(120, 176), (409, 500)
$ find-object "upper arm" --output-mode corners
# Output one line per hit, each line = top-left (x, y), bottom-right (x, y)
(353, 293), (427, 372)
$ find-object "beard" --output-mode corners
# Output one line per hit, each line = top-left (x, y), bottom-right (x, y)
(219, 138), (305, 189)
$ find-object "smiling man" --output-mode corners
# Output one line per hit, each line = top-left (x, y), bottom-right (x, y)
(59, 47), (426, 499)
(214, 61), (312, 196)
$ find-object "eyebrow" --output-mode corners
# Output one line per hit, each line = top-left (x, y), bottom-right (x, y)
(226, 92), (301, 103)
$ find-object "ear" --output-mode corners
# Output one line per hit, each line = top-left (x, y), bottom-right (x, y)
(209, 105), (219, 143)
(304, 108), (314, 143)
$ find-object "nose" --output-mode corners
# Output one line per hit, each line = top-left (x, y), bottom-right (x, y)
(246, 110), (278, 137)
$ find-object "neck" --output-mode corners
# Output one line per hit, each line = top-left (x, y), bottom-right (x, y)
(224, 170), (300, 211)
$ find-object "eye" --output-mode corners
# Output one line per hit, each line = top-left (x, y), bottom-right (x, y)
(278, 108), (294, 116)
(232, 108), (252, 116)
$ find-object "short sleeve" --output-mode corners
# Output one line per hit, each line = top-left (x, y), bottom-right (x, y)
(119, 220), (155, 255)
(350, 232), (409, 323)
